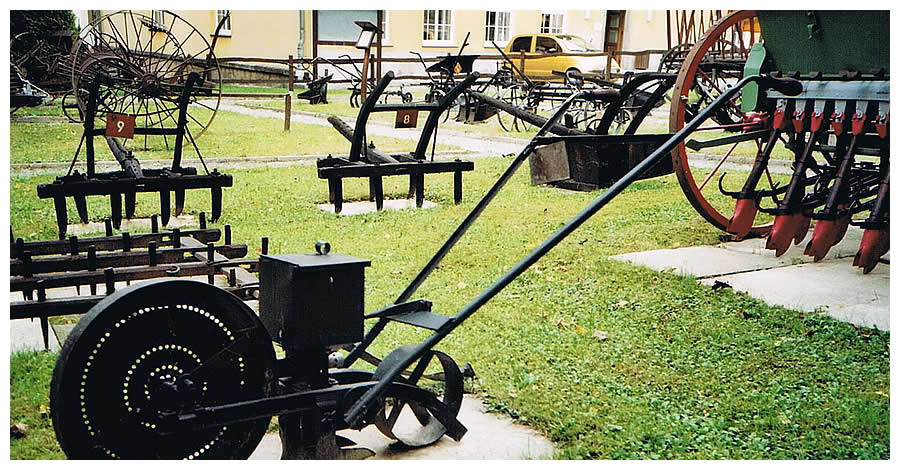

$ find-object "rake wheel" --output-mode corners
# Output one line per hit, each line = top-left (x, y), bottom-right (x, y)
(50, 280), (275, 459)
(71, 10), (222, 141)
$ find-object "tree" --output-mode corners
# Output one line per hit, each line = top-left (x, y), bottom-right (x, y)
(10, 10), (77, 87)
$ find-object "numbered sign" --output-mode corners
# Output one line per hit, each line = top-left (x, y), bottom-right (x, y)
(106, 113), (136, 139)
(395, 109), (418, 129)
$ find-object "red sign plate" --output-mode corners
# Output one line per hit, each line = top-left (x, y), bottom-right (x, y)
(106, 113), (136, 139)
(395, 109), (419, 129)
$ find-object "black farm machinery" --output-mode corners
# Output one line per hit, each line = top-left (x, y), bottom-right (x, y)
(13, 10), (886, 460)
(35, 11), (231, 240)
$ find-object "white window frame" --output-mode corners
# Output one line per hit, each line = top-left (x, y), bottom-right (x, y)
(423, 10), (453, 47)
(151, 10), (166, 27)
(215, 10), (231, 37)
(484, 11), (511, 47)
(540, 11), (565, 34)
(380, 11), (391, 46)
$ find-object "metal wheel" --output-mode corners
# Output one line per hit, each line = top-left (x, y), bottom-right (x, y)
(61, 88), (87, 123)
(50, 279), (276, 459)
(372, 346), (463, 448)
(71, 10), (222, 141)
(669, 10), (778, 235)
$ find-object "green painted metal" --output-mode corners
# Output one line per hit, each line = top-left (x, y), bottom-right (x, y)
(757, 10), (890, 76)
(741, 43), (767, 113)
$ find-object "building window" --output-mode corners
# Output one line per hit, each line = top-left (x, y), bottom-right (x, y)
(540, 12), (564, 34)
(316, 10), (378, 44)
(148, 10), (168, 32)
(215, 10), (231, 36)
(484, 11), (511, 45)
(423, 10), (452, 45)
(152, 10), (166, 26)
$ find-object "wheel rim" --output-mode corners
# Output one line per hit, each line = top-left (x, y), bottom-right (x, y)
(50, 280), (275, 459)
(669, 10), (778, 235)
(71, 10), (222, 142)
(372, 346), (463, 448)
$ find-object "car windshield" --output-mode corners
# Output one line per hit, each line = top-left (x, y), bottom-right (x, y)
(556, 35), (601, 52)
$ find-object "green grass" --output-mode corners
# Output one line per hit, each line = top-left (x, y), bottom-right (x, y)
(242, 87), (538, 140)
(8, 156), (889, 460)
(9, 99), (458, 165)
(10, 351), (64, 460)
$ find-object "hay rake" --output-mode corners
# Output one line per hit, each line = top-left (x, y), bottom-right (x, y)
(36, 11), (231, 240)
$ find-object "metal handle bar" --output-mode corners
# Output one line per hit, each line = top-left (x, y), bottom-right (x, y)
(345, 74), (801, 426)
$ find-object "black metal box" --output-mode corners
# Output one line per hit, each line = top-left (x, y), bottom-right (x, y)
(259, 253), (370, 351)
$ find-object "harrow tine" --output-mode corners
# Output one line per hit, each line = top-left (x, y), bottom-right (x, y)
(110, 193), (123, 229)
(766, 213), (809, 256)
(53, 196), (68, 240)
(727, 198), (758, 239)
(74, 195), (89, 223)
(854, 228), (889, 274)
(804, 214), (850, 261)
(211, 186), (223, 222)
(160, 191), (171, 226)
(174, 189), (186, 217)
(854, 161), (889, 273)
(804, 114), (864, 260)
(124, 192), (137, 219)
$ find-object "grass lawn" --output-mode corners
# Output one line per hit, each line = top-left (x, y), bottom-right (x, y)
(9, 98), (458, 165)
(9, 154), (889, 459)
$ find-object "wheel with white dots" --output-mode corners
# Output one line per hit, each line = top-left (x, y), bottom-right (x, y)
(50, 279), (276, 459)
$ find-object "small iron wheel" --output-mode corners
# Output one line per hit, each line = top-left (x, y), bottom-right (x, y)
(50, 279), (276, 459)
(372, 346), (464, 448)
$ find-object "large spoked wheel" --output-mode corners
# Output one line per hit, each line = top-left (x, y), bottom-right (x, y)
(669, 10), (776, 235)
(71, 10), (222, 140)
(372, 346), (463, 448)
(50, 280), (276, 459)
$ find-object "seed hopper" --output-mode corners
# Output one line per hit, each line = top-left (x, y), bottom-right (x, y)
(45, 10), (887, 459)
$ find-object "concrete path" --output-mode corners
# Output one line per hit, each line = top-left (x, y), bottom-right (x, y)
(217, 102), (526, 157)
(613, 226), (890, 330)
(249, 395), (554, 460)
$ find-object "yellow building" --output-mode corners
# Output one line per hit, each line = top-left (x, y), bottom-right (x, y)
(88, 10), (670, 77)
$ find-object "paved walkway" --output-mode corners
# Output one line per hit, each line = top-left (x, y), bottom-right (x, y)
(613, 226), (890, 330)
(249, 395), (553, 460)
(217, 102), (527, 158)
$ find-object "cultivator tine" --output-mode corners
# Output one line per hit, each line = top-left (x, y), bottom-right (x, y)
(124, 192), (137, 219)
(210, 186), (223, 222)
(53, 196), (68, 240)
(109, 193), (123, 229)
(74, 195), (89, 224)
(854, 145), (890, 273)
(160, 191), (171, 226)
(726, 128), (782, 238)
(764, 100), (832, 256)
(174, 189), (186, 217)
(805, 104), (866, 261)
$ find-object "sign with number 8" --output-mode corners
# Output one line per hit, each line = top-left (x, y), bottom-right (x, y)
(395, 109), (419, 129)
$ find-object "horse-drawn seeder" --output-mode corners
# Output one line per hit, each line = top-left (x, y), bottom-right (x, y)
(31, 10), (887, 459)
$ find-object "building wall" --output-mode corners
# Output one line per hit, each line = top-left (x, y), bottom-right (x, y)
(621, 10), (668, 51)
(90, 9), (670, 78)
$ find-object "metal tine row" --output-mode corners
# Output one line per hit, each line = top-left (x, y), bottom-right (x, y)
(11, 223), (272, 301)
(51, 186), (223, 240)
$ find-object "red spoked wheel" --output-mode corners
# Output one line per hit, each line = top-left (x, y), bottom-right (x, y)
(669, 10), (784, 236)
